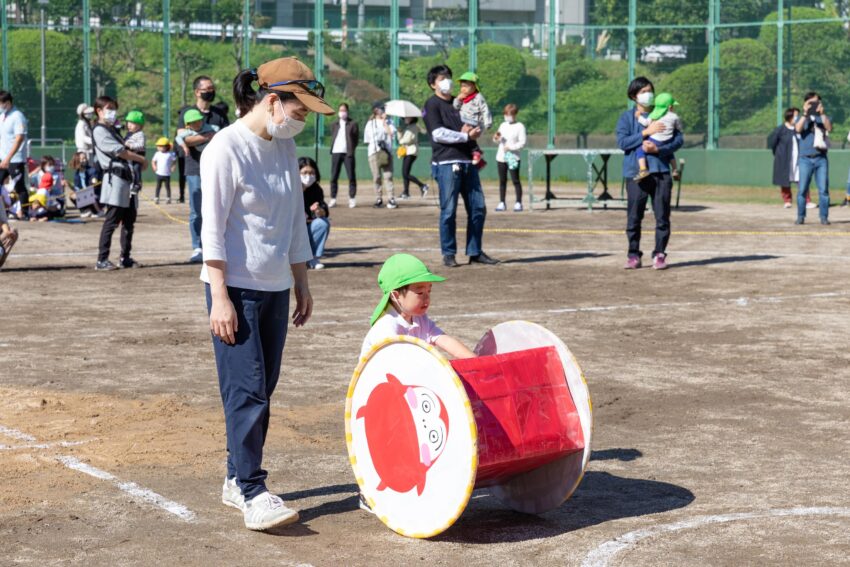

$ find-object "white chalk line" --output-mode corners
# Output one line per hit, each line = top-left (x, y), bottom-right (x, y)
(581, 506), (850, 567)
(56, 455), (196, 522)
(0, 439), (92, 451)
(0, 425), (36, 442)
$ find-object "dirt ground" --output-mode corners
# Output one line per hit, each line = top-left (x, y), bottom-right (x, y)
(1, 182), (849, 566)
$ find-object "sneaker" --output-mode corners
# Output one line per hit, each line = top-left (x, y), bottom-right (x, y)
(373, 198), (383, 208)
(513, 201), (523, 212)
(652, 253), (668, 270)
(120, 257), (140, 269)
(421, 184), (429, 198)
(359, 493), (375, 515)
(222, 477), (245, 512)
(166, 198), (172, 204)
(495, 202), (506, 212)
(633, 169), (650, 181)
(469, 252), (499, 265)
(795, 217), (805, 225)
(783, 202), (792, 209)
(348, 198), (356, 208)
(806, 202), (817, 209)
(443, 254), (459, 268)
(328, 198), (337, 208)
(95, 260), (118, 271)
(821, 219), (831, 225)
(243, 491), (299, 531)
(189, 248), (203, 264)
(624, 255), (641, 269)
(311, 261), (325, 270)
(399, 194), (410, 201)
(154, 198), (160, 204)
(80, 210), (93, 219)
(386, 198), (398, 209)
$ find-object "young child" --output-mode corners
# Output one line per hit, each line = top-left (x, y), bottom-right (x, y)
(152, 137), (176, 204)
(360, 253), (475, 360)
(453, 71), (492, 169)
(66, 151), (103, 218)
(175, 108), (218, 157)
(30, 156), (61, 221)
(634, 92), (681, 181)
(124, 110), (146, 193)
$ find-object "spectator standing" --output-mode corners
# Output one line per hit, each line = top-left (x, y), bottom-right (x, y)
(615, 76), (684, 270)
(0, 90), (29, 219)
(177, 75), (229, 262)
(794, 92), (832, 225)
(91, 95), (148, 271)
(769, 107), (809, 209)
(364, 102), (397, 209)
(328, 102), (359, 208)
(493, 103), (527, 212)
(422, 65), (498, 267)
(397, 117), (428, 199)
(74, 103), (95, 160)
(298, 156), (330, 270)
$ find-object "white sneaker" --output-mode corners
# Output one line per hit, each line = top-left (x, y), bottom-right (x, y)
(495, 202), (506, 212)
(386, 198), (398, 209)
(189, 248), (203, 264)
(513, 201), (523, 212)
(783, 202), (792, 209)
(312, 262), (325, 270)
(222, 477), (245, 511)
(80, 210), (93, 218)
(348, 198), (356, 208)
(243, 491), (299, 531)
(806, 202), (817, 209)
(328, 198), (337, 208)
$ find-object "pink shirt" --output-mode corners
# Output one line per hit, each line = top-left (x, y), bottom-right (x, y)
(360, 306), (444, 359)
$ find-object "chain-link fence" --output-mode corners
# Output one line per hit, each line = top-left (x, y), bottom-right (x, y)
(2, 0), (849, 153)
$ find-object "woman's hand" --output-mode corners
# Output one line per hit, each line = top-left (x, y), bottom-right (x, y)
(291, 263), (313, 327)
(643, 121), (664, 137)
(210, 294), (238, 345)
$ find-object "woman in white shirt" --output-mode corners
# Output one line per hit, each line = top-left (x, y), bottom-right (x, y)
(493, 103), (527, 212)
(397, 117), (429, 199)
(74, 103), (94, 158)
(364, 101), (397, 208)
(201, 57), (333, 532)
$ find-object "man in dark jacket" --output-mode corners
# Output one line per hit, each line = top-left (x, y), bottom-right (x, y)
(329, 102), (359, 208)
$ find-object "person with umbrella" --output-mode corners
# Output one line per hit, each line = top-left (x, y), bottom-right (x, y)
(385, 100), (429, 200)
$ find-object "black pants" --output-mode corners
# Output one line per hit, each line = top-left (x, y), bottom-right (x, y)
(497, 161), (523, 203)
(0, 162), (29, 213)
(155, 175), (172, 199)
(98, 196), (138, 262)
(401, 154), (426, 196)
(177, 155), (186, 202)
(330, 153), (357, 199)
(626, 173), (672, 258)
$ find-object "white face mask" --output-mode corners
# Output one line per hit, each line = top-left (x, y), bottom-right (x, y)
(504, 115), (515, 124)
(339, 111), (348, 120)
(266, 100), (305, 139)
(45, 166), (55, 173)
(437, 78), (453, 95)
(102, 109), (117, 125)
(636, 91), (655, 107)
(300, 173), (316, 187)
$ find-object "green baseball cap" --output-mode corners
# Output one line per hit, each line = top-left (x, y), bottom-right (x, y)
(459, 71), (479, 85)
(370, 254), (446, 327)
(125, 110), (145, 125)
(649, 92), (678, 121)
(183, 108), (204, 123)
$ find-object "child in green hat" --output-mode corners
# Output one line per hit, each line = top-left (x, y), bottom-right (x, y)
(123, 110), (147, 193)
(175, 107), (219, 157)
(634, 92), (682, 181)
(453, 71), (492, 168)
(360, 253), (475, 360)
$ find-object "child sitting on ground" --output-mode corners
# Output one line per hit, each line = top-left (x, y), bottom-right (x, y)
(634, 92), (681, 181)
(453, 72), (492, 169)
(152, 137), (176, 204)
(30, 156), (61, 221)
(175, 108), (218, 157)
(124, 110), (146, 193)
(361, 253), (475, 360)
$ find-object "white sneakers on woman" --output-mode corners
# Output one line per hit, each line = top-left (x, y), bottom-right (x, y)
(221, 477), (245, 511)
(222, 478), (299, 530)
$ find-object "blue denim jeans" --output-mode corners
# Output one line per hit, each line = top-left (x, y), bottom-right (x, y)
(187, 174), (202, 249)
(205, 284), (290, 501)
(308, 218), (330, 260)
(797, 155), (829, 220)
(435, 162), (486, 257)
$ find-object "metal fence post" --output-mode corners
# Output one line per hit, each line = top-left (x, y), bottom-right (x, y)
(242, 0), (250, 69)
(314, 0), (325, 148)
(627, 0), (636, 83)
(468, 0), (477, 72)
(83, 0), (90, 104)
(776, 0), (783, 126)
(390, 0), (399, 100)
(163, 0), (171, 137)
(546, 0), (555, 149)
(1, 0), (8, 90)
(706, 0), (718, 149)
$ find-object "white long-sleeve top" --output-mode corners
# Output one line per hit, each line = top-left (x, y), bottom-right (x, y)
(363, 118), (395, 156)
(74, 119), (92, 153)
(495, 121), (527, 163)
(199, 120), (313, 292)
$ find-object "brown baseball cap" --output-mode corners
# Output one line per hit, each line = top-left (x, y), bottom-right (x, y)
(256, 57), (334, 115)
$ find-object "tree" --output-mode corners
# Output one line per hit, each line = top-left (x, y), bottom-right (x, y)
(713, 38), (775, 125)
(557, 78), (625, 146)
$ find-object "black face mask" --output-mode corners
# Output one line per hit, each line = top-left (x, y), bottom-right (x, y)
(200, 90), (216, 102)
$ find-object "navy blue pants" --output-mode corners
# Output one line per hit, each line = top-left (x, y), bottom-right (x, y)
(205, 284), (290, 500)
(434, 162), (486, 257)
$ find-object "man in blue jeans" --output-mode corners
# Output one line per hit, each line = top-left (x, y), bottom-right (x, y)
(422, 64), (498, 267)
(794, 91), (832, 225)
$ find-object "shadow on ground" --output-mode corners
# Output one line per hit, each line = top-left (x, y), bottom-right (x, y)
(671, 254), (778, 269)
(503, 253), (611, 265)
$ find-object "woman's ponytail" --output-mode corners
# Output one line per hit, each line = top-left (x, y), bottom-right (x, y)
(233, 69), (258, 118)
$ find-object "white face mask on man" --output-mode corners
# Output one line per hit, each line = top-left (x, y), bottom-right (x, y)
(636, 91), (655, 107)
(267, 100), (306, 139)
(437, 78), (453, 95)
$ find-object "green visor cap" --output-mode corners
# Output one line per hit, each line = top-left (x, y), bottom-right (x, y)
(125, 110), (145, 125)
(369, 254), (446, 327)
(648, 92), (678, 121)
(183, 108), (204, 123)
(458, 71), (479, 85)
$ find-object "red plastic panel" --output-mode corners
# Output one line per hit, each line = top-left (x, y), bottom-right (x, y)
(451, 346), (585, 486)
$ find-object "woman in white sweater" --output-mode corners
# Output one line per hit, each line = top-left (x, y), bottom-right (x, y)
(493, 103), (527, 212)
(200, 57), (333, 532)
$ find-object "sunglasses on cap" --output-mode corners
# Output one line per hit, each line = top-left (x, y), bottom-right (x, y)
(267, 79), (325, 99)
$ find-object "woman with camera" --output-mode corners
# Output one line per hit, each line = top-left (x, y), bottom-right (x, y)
(794, 92), (832, 225)
(364, 101), (397, 209)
